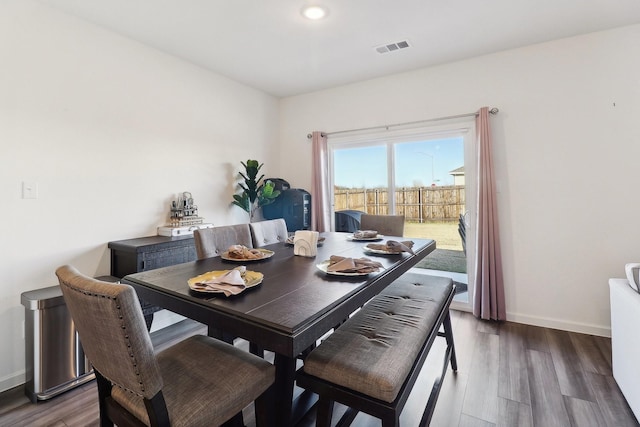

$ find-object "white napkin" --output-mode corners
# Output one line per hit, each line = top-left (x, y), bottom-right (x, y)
(385, 240), (415, 255)
(194, 269), (246, 296)
(294, 230), (319, 257)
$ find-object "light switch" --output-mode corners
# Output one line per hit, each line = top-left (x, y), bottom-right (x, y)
(22, 181), (38, 199)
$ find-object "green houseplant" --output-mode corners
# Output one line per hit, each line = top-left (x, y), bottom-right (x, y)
(232, 159), (280, 221)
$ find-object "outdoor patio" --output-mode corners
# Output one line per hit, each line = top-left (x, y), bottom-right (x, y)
(404, 221), (469, 302)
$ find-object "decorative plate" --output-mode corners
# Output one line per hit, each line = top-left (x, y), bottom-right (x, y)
(363, 247), (402, 255)
(220, 248), (275, 262)
(187, 269), (264, 293)
(347, 234), (384, 242)
(315, 260), (372, 277)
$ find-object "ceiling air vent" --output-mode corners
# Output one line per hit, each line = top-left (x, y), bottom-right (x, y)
(375, 40), (411, 54)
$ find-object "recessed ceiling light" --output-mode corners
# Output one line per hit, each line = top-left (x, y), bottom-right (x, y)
(301, 5), (328, 20)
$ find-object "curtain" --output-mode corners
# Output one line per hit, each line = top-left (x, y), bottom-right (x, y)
(473, 107), (506, 321)
(311, 131), (330, 232)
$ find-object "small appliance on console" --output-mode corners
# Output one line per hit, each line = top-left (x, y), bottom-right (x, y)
(157, 191), (213, 236)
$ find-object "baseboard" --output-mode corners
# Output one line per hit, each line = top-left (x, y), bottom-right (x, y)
(506, 312), (611, 338)
(446, 306), (611, 337)
(0, 370), (25, 395)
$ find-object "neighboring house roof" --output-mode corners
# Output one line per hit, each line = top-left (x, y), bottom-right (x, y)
(449, 166), (464, 176)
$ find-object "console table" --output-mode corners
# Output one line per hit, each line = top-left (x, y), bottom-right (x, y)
(108, 235), (197, 328)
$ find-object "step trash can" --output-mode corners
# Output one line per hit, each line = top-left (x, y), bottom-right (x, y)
(21, 285), (94, 403)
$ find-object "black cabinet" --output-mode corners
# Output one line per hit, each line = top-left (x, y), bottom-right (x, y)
(108, 235), (197, 328)
(108, 235), (196, 278)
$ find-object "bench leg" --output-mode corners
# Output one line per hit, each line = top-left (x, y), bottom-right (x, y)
(420, 311), (457, 427)
(316, 396), (334, 427)
(443, 311), (457, 372)
(381, 415), (400, 427)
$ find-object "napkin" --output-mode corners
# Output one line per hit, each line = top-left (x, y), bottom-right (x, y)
(294, 230), (319, 257)
(327, 255), (383, 273)
(191, 269), (246, 296)
(354, 230), (378, 239)
(366, 240), (415, 255)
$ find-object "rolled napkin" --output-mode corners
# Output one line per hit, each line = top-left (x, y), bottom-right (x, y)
(366, 240), (415, 255)
(327, 255), (383, 273)
(294, 230), (319, 257)
(354, 230), (378, 239)
(189, 268), (246, 296)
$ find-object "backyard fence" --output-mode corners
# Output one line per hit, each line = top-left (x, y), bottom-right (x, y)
(334, 186), (465, 222)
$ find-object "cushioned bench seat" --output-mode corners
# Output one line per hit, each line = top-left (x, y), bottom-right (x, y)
(297, 273), (456, 427)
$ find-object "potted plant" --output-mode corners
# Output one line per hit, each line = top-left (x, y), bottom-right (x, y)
(232, 159), (280, 221)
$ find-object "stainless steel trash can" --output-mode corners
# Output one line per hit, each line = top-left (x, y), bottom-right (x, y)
(21, 286), (94, 403)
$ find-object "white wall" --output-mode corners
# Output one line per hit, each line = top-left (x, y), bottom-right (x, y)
(0, 1), (279, 392)
(279, 24), (640, 338)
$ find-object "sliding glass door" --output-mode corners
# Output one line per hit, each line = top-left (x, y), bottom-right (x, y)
(328, 121), (475, 309)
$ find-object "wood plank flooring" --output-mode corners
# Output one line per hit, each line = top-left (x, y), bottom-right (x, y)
(0, 312), (637, 427)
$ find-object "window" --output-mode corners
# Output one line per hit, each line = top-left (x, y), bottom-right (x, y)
(328, 120), (475, 307)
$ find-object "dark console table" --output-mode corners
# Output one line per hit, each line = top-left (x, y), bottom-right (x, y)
(108, 235), (197, 328)
(108, 235), (197, 278)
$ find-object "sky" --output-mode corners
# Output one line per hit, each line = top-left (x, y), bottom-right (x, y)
(333, 137), (464, 188)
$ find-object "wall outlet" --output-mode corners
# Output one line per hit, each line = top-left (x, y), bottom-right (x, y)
(22, 181), (38, 199)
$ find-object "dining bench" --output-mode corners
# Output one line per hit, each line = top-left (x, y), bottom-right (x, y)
(296, 273), (456, 427)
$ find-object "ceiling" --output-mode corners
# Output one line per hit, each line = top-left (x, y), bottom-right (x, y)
(39, 0), (640, 98)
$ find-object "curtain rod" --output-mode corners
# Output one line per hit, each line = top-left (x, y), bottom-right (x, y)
(307, 107), (499, 139)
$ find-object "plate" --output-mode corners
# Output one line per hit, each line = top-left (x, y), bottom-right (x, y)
(285, 236), (326, 246)
(316, 260), (373, 276)
(221, 248), (274, 262)
(348, 234), (384, 242)
(363, 247), (402, 255)
(187, 269), (264, 293)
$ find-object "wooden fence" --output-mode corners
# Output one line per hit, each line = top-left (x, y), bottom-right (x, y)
(334, 186), (465, 222)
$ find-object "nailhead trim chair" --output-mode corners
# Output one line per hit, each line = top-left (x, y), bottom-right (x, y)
(56, 265), (275, 427)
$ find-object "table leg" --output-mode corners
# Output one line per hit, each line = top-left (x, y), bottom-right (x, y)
(274, 354), (297, 427)
(207, 325), (236, 344)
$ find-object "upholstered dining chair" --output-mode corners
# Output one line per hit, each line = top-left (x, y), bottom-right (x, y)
(359, 214), (405, 237)
(194, 223), (253, 259)
(249, 218), (288, 247)
(194, 223), (265, 357)
(56, 265), (275, 427)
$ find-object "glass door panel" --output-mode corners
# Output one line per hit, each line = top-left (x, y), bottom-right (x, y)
(329, 125), (473, 309)
(333, 145), (388, 214)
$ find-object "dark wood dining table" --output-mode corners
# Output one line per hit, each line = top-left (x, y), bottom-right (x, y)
(122, 232), (436, 426)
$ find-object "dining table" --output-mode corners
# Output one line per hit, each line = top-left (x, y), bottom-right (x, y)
(122, 231), (436, 426)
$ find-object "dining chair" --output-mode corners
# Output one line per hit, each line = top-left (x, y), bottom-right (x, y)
(56, 265), (275, 427)
(194, 223), (265, 357)
(249, 218), (288, 247)
(194, 223), (253, 259)
(359, 214), (405, 237)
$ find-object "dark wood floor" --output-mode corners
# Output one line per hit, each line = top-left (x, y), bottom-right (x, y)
(1, 311), (637, 427)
